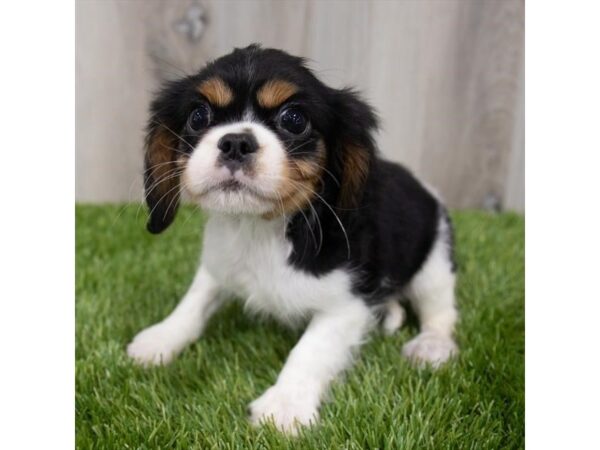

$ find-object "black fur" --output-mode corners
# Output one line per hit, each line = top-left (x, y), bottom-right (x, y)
(144, 44), (453, 304)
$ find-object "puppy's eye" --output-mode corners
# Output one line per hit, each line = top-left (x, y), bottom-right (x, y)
(279, 107), (308, 134)
(188, 104), (211, 131)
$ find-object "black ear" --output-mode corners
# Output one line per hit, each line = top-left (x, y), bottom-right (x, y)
(331, 88), (379, 209)
(144, 80), (189, 233)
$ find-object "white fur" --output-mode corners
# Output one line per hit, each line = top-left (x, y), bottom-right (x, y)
(202, 214), (360, 323)
(127, 267), (223, 365)
(249, 300), (373, 434)
(402, 216), (458, 367)
(182, 121), (286, 215)
(382, 299), (406, 335)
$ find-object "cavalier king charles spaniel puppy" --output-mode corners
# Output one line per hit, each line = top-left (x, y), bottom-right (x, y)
(127, 45), (458, 434)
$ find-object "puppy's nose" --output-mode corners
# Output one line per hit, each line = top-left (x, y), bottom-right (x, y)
(217, 133), (258, 163)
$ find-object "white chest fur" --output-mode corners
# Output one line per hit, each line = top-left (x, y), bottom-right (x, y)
(201, 214), (355, 323)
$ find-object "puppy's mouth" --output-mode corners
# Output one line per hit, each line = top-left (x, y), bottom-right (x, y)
(213, 179), (245, 193)
(191, 175), (276, 203)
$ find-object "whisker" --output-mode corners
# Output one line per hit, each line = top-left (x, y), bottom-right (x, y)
(285, 139), (317, 154)
(147, 182), (184, 222)
(144, 169), (184, 199)
(269, 189), (289, 241)
(288, 157), (341, 187)
(181, 202), (204, 228)
(258, 174), (351, 258)
(163, 184), (184, 221)
(286, 193), (317, 258)
(150, 120), (195, 151)
(159, 144), (193, 158)
(295, 189), (324, 254)
(143, 159), (186, 174)
(137, 168), (184, 219)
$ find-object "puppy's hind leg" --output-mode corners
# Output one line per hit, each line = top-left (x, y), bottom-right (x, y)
(127, 265), (223, 366)
(402, 217), (458, 368)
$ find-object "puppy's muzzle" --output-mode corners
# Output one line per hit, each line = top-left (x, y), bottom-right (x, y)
(217, 132), (258, 173)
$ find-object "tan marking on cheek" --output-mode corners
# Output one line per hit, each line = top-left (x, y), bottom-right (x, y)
(197, 77), (233, 107)
(279, 185), (316, 214)
(262, 140), (326, 218)
(292, 159), (322, 180)
(257, 79), (298, 109)
(339, 143), (370, 208)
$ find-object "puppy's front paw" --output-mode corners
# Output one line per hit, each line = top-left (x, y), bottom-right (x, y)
(127, 322), (185, 366)
(402, 331), (458, 368)
(249, 384), (319, 435)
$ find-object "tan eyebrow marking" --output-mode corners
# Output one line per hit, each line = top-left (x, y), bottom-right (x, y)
(257, 79), (299, 109)
(197, 77), (233, 107)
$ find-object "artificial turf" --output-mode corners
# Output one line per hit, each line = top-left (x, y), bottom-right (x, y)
(75, 204), (524, 449)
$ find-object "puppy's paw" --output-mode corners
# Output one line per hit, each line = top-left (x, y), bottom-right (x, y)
(382, 301), (406, 335)
(402, 331), (458, 368)
(127, 322), (185, 366)
(249, 384), (319, 435)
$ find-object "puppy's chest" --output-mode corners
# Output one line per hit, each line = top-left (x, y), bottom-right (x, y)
(202, 217), (322, 319)
(202, 216), (351, 320)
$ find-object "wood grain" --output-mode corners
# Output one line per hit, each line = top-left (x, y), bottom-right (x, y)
(76, 0), (524, 211)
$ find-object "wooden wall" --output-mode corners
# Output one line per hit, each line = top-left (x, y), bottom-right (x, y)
(76, 0), (524, 211)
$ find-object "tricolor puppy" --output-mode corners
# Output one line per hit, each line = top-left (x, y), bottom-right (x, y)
(128, 45), (458, 434)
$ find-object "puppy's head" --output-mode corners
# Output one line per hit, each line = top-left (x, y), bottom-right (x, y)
(144, 44), (378, 233)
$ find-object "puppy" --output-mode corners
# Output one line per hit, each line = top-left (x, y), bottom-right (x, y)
(127, 45), (458, 434)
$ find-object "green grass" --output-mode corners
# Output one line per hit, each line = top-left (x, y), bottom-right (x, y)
(76, 204), (524, 449)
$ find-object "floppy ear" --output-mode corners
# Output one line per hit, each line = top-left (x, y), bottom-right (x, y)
(144, 80), (189, 234)
(331, 88), (379, 209)
(144, 125), (182, 233)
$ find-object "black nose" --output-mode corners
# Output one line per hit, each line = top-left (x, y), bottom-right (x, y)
(217, 133), (258, 163)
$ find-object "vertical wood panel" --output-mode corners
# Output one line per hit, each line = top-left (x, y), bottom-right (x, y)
(504, 60), (525, 212)
(76, 0), (149, 202)
(76, 0), (524, 211)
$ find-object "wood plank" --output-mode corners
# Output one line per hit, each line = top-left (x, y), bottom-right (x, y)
(76, 0), (524, 211)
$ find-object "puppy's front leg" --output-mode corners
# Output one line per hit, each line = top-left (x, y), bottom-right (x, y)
(249, 300), (374, 434)
(127, 266), (223, 366)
